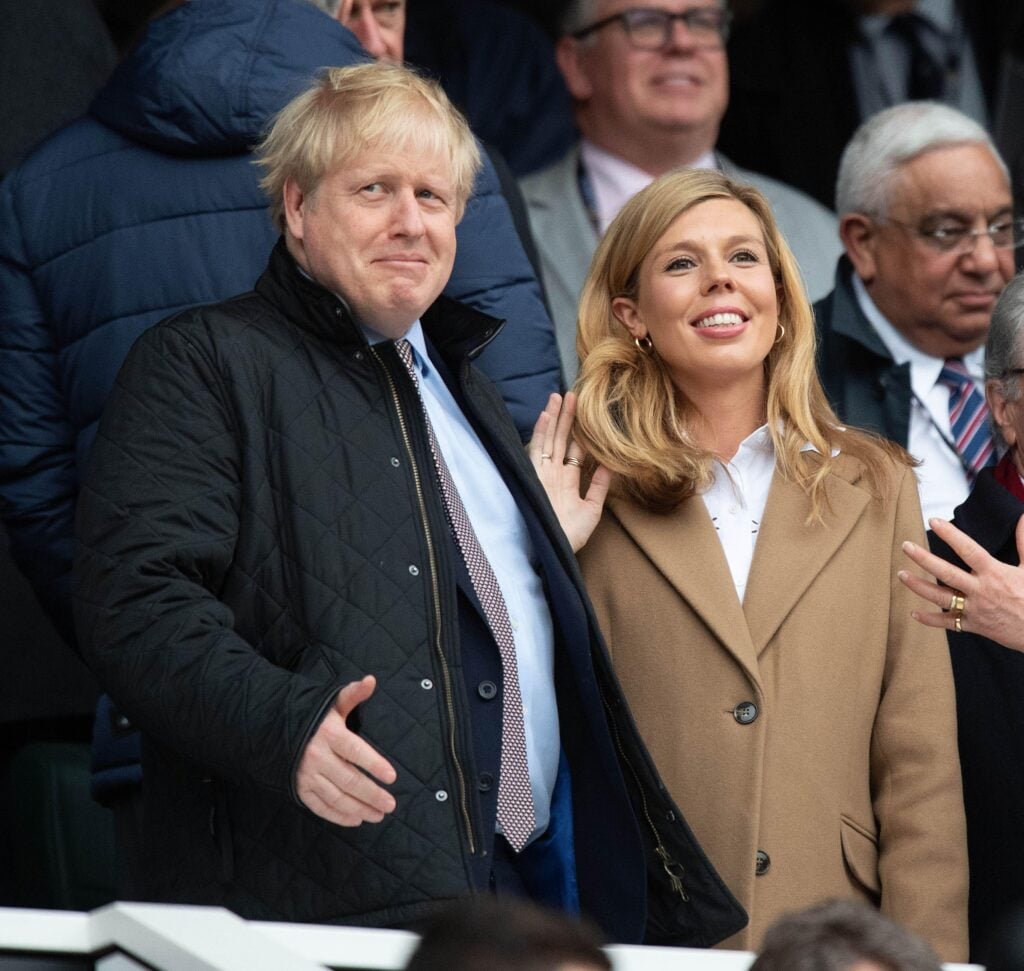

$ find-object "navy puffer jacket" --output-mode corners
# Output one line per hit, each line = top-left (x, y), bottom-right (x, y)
(0, 0), (561, 646)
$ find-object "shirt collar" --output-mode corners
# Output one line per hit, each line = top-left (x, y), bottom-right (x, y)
(579, 139), (718, 232)
(850, 272), (983, 398)
(357, 318), (431, 375)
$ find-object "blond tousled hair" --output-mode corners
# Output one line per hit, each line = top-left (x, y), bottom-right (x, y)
(256, 62), (482, 231)
(574, 169), (908, 516)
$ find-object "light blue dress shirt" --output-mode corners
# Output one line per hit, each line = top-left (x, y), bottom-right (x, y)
(366, 320), (559, 842)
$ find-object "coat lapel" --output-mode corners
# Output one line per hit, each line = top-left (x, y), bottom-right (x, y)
(610, 494), (762, 690)
(521, 150), (595, 319)
(743, 456), (870, 655)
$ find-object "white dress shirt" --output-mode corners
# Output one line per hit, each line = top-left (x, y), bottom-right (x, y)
(852, 274), (982, 523)
(579, 139), (717, 234)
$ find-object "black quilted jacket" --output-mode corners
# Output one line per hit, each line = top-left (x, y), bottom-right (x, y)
(73, 241), (745, 942)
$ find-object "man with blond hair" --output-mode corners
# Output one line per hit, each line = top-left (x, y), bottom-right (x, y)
(0, 0), (559, 901)
(72, 62), (743, 941)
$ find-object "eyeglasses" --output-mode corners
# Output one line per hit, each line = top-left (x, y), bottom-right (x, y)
(572, 6), (732, 49)
(884, 215), (1024, 255)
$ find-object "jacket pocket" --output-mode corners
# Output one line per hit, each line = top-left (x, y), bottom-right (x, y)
(840, 813), (880, 900)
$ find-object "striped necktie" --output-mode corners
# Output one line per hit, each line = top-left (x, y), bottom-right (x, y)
(938, 358), (995, 480)
(394, 339), (536, 852)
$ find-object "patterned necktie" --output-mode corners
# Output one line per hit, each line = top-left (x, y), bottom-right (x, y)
(938, 358), (996, 480)
(394, 339), (536, 851)
(888, 13), (946, 101)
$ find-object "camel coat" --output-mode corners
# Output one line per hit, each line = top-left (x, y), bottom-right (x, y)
(578, 453), (968, 960)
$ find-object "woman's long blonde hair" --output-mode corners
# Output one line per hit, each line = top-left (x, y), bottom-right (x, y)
(574, 169), (907, 516)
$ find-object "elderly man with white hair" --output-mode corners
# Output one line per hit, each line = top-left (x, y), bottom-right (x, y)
(815, 100), (1020, 523)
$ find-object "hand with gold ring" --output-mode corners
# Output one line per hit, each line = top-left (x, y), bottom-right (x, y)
(527, 391), (610, 553)
(899, 514), (1024, 650)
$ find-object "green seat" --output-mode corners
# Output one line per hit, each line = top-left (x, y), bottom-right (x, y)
(9, 741), (116, 910)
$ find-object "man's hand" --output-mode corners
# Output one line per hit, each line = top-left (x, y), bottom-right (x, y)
(899, 514), (1024, 652)
(295, 675), (398, 826)
(527, 392), (611, 553)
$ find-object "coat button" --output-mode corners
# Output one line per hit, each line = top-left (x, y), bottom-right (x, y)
(420, 678), (433, 690)
(733, 701), (759, 724)
(477, 772), (493, 792)
(390, 457), (400, 468)
(478, 680), (498, 700)
(755, 850), (771, 876)
(408, 564), (420, 576)
(435, 790), (448, 802)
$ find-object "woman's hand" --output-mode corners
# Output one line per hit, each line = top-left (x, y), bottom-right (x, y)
(527, 392), (611, 553)
(898, 514), (1024, 652)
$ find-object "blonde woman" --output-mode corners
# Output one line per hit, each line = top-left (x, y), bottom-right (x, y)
(529, 170), (968, 959)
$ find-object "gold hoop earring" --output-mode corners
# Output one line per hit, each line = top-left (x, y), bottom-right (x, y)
(773, 324), (785, 345)
(634, 335), (653, 354)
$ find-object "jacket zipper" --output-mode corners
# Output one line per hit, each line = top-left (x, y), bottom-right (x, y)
(601, 690), (690, 903)
(369, 345), (476, 854)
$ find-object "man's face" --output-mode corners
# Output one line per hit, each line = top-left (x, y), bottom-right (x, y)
(849, 144), (1014, 358)
(340, 0), (405, 63)
(558, 0), (729, 160)
(284, 143), (457, 339)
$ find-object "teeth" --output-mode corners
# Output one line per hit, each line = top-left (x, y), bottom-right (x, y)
(694, 312), (744, 328)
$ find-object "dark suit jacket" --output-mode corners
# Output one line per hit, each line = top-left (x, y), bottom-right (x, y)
(719, 0), (1024, 208)
(928, 467), (1024, 959)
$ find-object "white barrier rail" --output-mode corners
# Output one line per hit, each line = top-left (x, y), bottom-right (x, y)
(0, 904), (984, 971)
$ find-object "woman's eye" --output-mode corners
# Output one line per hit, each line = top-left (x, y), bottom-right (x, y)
(731, 249), (759, 263)
(665, 256), (695, 271)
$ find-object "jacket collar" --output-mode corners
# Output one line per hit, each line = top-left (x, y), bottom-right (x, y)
(826, 257), (895, 363)
(255, 237), (504, 361)
(608, 453), (871, 686)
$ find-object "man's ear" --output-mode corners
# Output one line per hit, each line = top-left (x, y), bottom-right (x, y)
(987, 380), (1018, 450)
(556, 36), (593, 101)
(839, 213), (879, 285)
(612, 296), (645, 339)
(283, 178), (308, 241)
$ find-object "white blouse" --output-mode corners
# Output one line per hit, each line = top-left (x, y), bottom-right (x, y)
(700, 425), (776, 603)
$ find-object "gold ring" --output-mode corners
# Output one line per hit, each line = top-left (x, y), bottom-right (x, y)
(954, 613), (963, 633)
(948, 592), (965, 613)
(563, 456), (583, 467)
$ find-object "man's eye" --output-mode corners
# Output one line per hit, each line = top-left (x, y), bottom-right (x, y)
(361, 182), (384, 194)
(689, 9), (725, 31)
(375, 0), (403, 21)
(929, 224), (968, 240)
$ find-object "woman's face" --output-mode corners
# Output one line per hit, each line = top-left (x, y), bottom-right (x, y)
(612, 197), (780, 400)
